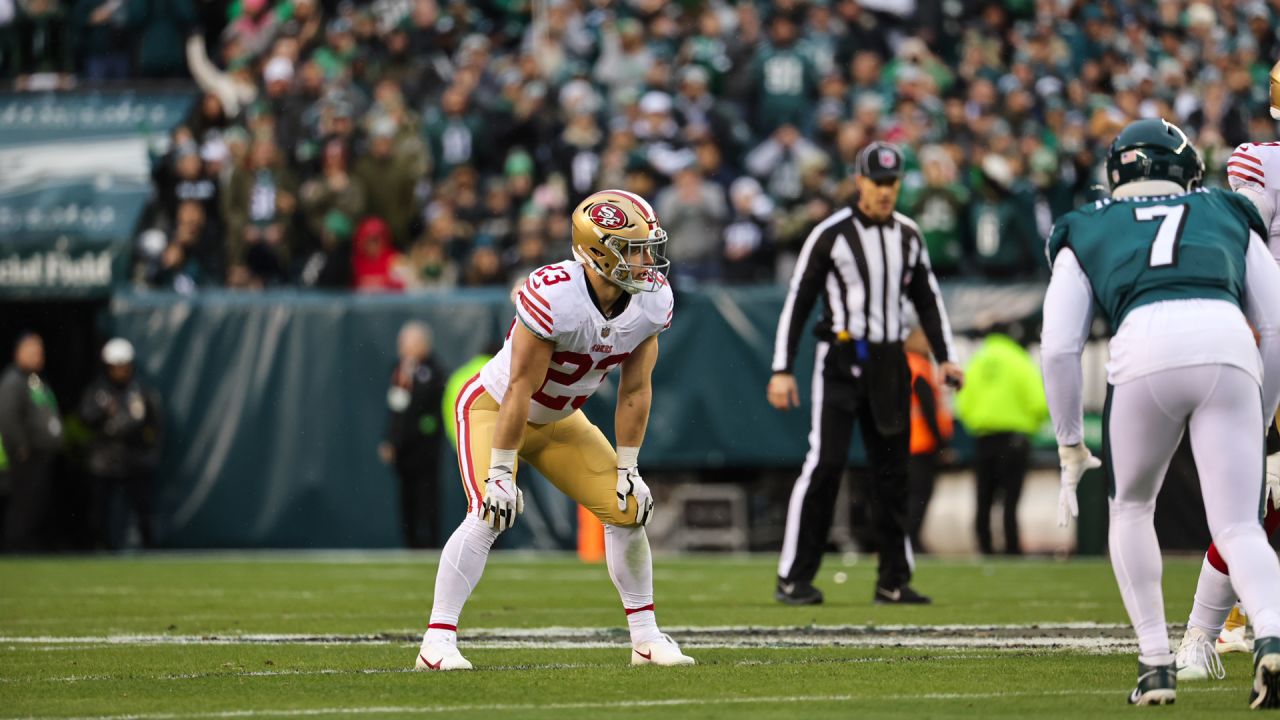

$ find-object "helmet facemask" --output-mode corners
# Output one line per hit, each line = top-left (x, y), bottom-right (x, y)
(577, 225), (671, 294)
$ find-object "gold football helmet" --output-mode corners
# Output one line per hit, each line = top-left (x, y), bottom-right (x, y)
(1272, 59), (1280, 120)
(570, 189), (669, 294)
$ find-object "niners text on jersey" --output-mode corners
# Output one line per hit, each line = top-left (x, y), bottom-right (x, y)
(1228, 142), (1280, 255)
(479, 261), (674, 424)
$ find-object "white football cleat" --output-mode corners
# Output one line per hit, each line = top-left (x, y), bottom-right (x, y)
(414, 642), (473, 671)
(1218, 625), (1253, 655)
(631, 634), (695, 666)
(1175, 627), (1225, 681)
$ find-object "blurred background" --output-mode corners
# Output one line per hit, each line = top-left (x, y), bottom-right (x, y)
(0, 0), (1274, 557)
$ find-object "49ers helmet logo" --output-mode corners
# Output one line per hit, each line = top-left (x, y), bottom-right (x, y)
(587, 202), (627, 230)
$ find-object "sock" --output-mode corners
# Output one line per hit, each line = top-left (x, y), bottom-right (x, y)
(423, 515), (499, 647)
(1109, 499), (1173, 666)
(1213, 522), (1280, 638)
(605, 523), (662, 645)
(1187, 554), (1235, 640)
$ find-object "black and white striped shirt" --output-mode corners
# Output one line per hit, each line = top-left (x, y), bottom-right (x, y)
(772, 205), (955, 373)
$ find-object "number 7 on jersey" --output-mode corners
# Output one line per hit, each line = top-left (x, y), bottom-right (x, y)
(1134, 204), (1189, 268)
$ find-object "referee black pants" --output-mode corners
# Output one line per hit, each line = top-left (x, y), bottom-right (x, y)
(778, 345), (913, 590)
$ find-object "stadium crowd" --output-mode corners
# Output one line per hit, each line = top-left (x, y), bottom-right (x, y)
(7, 0), (1280, 291)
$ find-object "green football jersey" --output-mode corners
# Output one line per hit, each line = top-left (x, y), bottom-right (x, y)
(1046, 188), (1269, 326)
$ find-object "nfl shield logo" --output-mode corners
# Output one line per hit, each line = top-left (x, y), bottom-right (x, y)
(601, 326), (612, 338)
(878, 149), (897, 168)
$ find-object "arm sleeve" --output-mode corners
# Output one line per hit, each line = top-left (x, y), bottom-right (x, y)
(1040, 248), (1094, 446)
(905, 238), (956, 364)
(1244, 230), (1280, 420)
(771, 222), (834, 373)
(913, 376), (945, 447)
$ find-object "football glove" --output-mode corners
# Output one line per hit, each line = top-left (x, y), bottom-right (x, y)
(616, 466), (654, 526)
(481, 464), (524, 532)
(1058, 443), (1101, 527)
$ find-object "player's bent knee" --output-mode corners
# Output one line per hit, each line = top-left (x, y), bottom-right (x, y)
(593, 506), (640, 528)
(1211, 521), (1268, 546)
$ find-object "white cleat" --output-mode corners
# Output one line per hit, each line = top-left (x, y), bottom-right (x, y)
(631, 634), (695, 666)
(414, 642), (473, 671)
(1218, 625), (1253, 655)
(1176, 627), (1226, 681)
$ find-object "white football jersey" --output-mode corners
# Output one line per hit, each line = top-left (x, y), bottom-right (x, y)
(1228, 142), (1280, 258)
(479, 260), (674, 424)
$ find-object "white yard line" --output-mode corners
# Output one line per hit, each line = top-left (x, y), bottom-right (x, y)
(4, 687), (1240, 720)
(2, 653), (1011, 685)
(0, 621), (1136, 644)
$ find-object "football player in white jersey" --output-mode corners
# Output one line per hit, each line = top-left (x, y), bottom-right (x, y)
(1175, 59), (1280, 682)
(414, 189), (693, 670)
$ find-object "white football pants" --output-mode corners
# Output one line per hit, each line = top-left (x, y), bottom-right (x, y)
(1106, 364), (1280, 665)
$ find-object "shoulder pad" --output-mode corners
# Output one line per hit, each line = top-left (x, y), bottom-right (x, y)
(516, 263), (580, 340)
(1228, 144), (1266, 189)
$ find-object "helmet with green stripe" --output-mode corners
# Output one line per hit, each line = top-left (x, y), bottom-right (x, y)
(1105, 118), (1204, 192)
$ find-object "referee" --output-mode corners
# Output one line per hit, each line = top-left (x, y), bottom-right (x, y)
(767, 142), (963, 605)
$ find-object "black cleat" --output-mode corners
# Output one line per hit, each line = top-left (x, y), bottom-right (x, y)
(873, 585), (932, 605)
(1250, 636), (1280, 709)
(1128, 661), (1176, 705)
(775, 579), (823, 605)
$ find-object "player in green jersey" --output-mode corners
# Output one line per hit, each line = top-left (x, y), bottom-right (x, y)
(1041, 118), (1280, 709)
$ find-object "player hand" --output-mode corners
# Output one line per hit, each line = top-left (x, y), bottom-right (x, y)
(767, 373), (800, 411)
(1057, 443), (1101, 527)
(481, 465), (524, 532)
(939, 362), (964, 390)
(616, 466), (654, 526)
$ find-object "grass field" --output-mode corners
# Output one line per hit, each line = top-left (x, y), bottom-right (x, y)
(0, 552), (1269, 718)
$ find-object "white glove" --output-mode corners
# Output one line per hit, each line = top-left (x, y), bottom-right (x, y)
(481, 464), (524, 532)
(616, 466), (654, 526)
(1058, 443), (1101, 527)
(1266, 454), (1280, 512)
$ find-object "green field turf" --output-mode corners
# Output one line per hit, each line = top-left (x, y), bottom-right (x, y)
(0, 553), (1268, 718)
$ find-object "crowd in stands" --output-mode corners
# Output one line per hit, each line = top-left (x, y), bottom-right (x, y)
(7, 0), (1280, 291)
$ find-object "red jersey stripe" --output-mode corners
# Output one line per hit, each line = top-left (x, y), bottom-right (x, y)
(1229, 170), (1265, 185)
(519, 295), (554, 334)
(1232, 152), (1262, 167)
(519, 290), (554, 327)
(523, 280), (552, 311)
(453, 376), (485, 511)
(1228, 160), (1264, 176)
